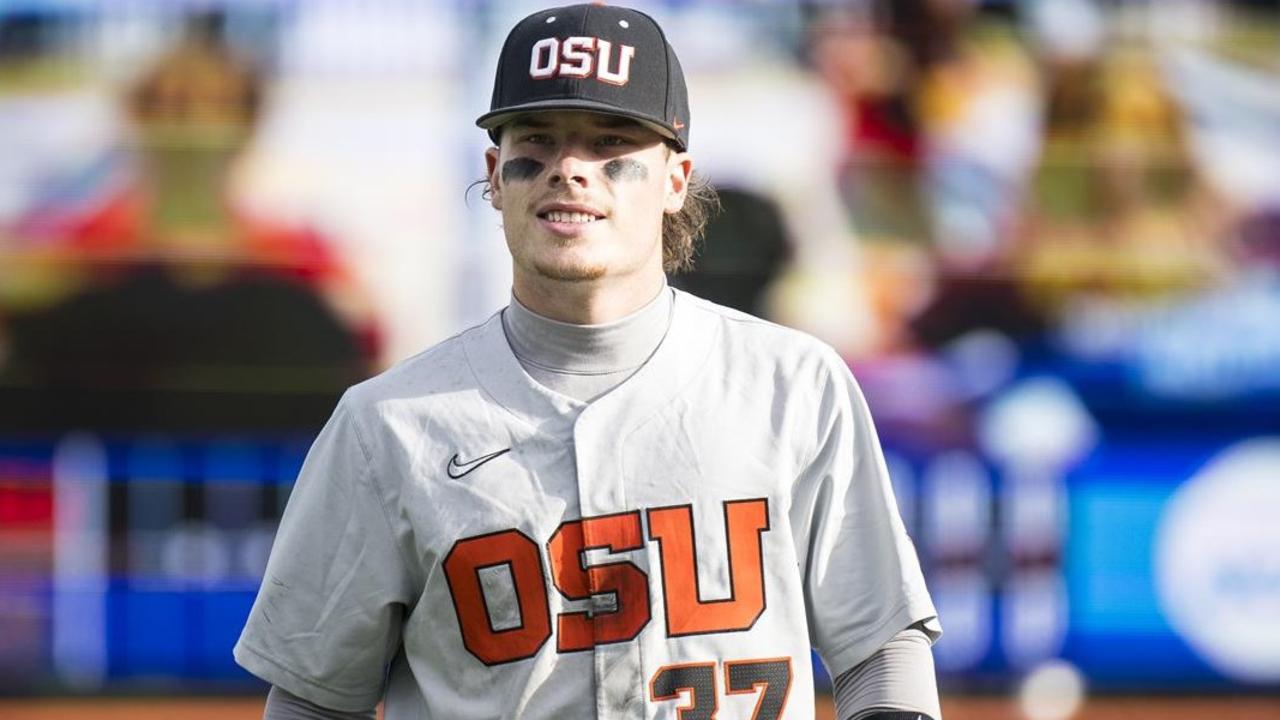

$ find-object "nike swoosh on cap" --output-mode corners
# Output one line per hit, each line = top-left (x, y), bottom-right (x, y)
(446, 448), (511, 479)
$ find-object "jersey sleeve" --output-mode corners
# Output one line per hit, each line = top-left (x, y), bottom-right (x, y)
(789, 350), (940, 679)
(235, 396), (416, 712)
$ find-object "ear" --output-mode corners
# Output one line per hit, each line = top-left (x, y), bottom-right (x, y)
(664, 151), (694, 214)
(484, 147), (503, 210)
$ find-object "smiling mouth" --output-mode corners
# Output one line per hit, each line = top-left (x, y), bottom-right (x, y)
(538, 210), (604, 224)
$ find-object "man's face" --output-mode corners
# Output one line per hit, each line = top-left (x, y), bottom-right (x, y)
(485, 111), (692, 285)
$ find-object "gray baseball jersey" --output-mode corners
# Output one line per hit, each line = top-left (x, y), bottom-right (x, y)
(235, 289), (938, 719)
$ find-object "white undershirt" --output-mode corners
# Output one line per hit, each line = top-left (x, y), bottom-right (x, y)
(501, 286), (673, 403)
(836, 625), (942, 720)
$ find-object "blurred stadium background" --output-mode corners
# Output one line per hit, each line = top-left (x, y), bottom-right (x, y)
(1, 0), (1279, 718)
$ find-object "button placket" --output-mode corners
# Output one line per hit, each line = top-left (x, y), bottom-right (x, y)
(574, 413), (644, 719)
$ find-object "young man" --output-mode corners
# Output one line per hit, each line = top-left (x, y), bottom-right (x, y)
(236, 5), (942, 719)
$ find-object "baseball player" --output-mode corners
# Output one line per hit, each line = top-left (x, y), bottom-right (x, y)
(235, 5), (942, 720)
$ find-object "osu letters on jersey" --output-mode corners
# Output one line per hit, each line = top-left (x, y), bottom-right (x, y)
(234, 291), (938, 719)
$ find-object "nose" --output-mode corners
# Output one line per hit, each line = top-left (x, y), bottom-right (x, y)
(546, 142), (591, 188)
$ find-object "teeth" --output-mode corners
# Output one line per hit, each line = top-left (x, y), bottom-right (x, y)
(545, 211), (598, 224)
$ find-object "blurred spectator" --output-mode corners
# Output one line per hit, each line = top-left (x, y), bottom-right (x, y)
(1016, 41), (1234, 321)
(671, 187), (789, 317)
(810, 1), (1044, 354)
(0, 12), (379, 432)
(810, 1), (931, 248)
(910, 1), (1046, 350)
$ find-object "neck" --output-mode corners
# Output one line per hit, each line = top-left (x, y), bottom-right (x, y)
(512, 266), (667, 325)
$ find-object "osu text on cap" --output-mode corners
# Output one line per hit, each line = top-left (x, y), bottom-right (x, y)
(529, 37), (635, 85)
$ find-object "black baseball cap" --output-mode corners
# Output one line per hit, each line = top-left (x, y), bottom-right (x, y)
(476, 4), (690, 150)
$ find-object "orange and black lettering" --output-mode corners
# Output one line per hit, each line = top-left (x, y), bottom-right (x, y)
(651, 662), (718, 720)
(443, 529), (552, 665)
(647, 498), (770, 636)
(726, 657), (793, 720)
(547, 510), (650, 652)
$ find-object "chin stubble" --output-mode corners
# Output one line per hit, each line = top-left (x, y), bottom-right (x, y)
(531, 259), (609, 282)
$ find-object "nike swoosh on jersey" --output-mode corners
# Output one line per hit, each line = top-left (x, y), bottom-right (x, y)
(446, 448), (511, 479)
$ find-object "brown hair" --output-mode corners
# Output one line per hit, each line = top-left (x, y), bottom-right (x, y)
(661, 170), (719, 273)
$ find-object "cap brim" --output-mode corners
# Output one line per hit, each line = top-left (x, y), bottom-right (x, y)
(476, 99), (683, 149)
